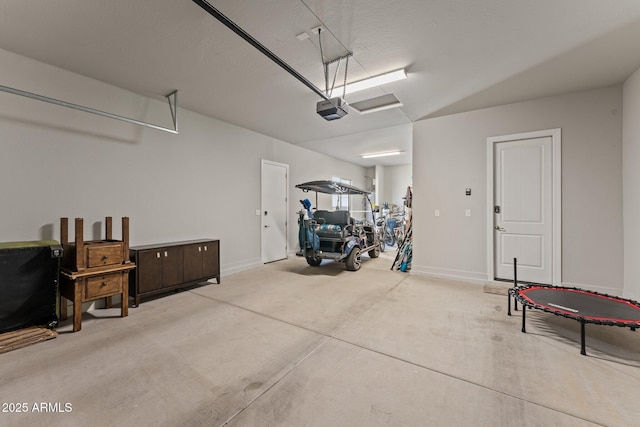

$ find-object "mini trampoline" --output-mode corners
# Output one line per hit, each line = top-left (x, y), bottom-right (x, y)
(506, 262), (640, 355)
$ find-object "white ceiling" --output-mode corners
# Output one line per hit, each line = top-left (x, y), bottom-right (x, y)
(1, 0), (640, 167)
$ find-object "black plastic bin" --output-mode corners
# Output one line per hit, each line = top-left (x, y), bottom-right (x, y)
(0, 241), (62, 334)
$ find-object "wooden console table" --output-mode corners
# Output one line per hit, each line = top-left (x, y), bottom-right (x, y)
(59, 217), (135, 332)
(129, 239), (220, 306)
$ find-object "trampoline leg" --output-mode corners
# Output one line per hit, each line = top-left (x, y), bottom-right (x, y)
(521, 305), (526, 333)
(507, 291), (511, 316)
(580, 321), (587, 356)
(513, 257), (518, 312)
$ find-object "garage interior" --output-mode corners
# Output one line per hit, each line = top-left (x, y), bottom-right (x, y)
(1, 1), (640, 426)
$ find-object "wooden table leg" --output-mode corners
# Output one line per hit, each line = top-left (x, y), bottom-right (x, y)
(121, 279), (128, 318)
(73, 283), (82, 332)
(60, 296), (68, 321)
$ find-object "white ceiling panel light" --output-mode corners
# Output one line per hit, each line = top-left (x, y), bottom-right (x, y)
(362, 150), (404, 159)
(334, 69), (407, 95)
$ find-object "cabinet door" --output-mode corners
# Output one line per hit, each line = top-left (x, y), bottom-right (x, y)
(202, 241), (219, 278)
(162, 246), (184, 287)
(183, 244), (204, 283)
(137, 250), (163, 294)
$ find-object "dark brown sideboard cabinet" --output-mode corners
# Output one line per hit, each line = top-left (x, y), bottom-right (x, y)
(129, 239), (220, 306)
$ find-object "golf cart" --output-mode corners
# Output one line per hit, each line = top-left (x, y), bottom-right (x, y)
(296, 180), (382, 271)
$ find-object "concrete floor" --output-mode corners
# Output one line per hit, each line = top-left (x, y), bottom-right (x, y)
(1, 251), (639, 426)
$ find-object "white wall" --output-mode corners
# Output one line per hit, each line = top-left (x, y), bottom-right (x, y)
(386, 165), (412, 209)
(0, 48), (365, 278)
(623, 67), (640, 300)
(373, 164), (412, 210)
(413, 86), (624, 294)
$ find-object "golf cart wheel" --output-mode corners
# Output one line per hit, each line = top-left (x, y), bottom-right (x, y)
(368, 244), (380, 258)
(306, 255), (322, 266)
(346, 247), (362, 271)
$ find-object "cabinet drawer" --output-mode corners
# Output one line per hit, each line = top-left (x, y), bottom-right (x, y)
(85, 273), (123, 299)
(86, 242), (123, 268)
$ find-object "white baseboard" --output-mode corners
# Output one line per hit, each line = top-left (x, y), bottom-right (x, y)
(485, 280), (623, 296)
(65, 300), (102, 316)
(221, 257), (263, 277)
(410, 265), (488, 285)
(408, 266), (627, 297)
(624, 290), (640, 302)
(560, 281), (623, 296)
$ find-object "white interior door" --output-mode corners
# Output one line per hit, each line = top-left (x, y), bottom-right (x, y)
(494, 136), (553, 283)
(261, 160), (288, 263)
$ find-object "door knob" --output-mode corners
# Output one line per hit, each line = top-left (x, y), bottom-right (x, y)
(495, 225), (506, 231)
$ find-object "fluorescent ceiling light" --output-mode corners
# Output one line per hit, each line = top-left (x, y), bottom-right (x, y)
(334, 69), (406, 95)
(362, 150), (403, 159)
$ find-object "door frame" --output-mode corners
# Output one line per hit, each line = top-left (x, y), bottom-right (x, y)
(486, 128), (562, 285)
(261, 159), (289, 263)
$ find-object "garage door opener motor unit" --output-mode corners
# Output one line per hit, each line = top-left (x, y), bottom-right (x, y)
(317, 97), (348, 121)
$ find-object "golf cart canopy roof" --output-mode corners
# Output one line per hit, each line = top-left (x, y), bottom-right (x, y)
(295, 180), (370, 196)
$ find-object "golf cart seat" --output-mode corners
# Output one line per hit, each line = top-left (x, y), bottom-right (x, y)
(314, 210), (354, 239)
